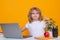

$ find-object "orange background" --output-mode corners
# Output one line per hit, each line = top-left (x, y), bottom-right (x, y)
(0, 0), (60, 36)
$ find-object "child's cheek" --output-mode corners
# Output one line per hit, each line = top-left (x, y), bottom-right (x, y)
(31, 14), (35, 18)
(37, 14), (39, 18)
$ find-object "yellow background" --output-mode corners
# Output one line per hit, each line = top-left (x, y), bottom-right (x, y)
(0, 0), (60, 36)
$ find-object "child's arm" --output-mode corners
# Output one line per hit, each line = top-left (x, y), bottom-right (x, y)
(21, 22), (29, 32)
(21, 26), (27, 32)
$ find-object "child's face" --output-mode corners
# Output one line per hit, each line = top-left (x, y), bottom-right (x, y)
(31, 10), (39, 21)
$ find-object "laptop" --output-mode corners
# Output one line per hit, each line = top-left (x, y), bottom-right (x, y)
(1, 23), (31, 39)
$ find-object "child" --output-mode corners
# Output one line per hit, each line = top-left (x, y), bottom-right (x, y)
(21, 7), (47, 37)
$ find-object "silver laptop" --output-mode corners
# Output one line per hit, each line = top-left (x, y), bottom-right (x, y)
(1, 23), (23, 39)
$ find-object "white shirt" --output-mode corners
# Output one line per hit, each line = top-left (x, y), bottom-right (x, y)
(25, 21), (46, 37)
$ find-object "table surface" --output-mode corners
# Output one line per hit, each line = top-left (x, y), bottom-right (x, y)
(0, 33), (60, 40)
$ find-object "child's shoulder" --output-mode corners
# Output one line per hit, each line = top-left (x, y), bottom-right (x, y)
(26, 22), (30, 25)
(40, 20), (45, 22)
(26, 21), (45, 24)
(40, 20), (46, 24)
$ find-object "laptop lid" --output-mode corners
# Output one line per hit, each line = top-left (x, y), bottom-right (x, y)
(1, 23), (23, 39)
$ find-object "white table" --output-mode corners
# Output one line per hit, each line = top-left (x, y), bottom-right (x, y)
(0, 34), (37, 40)
(0, 34), (60, 40)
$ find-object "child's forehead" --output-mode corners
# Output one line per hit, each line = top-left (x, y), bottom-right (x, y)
(31, 10), (40, 13)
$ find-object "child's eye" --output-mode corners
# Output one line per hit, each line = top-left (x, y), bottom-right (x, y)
(31, 13), (39, 14)
(32, 13), (35, 14)
(36, 13), (39, 14)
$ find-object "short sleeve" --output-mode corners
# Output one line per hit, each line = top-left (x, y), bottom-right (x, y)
(25, 22), (30, 28)
(42, 21), (47, 28)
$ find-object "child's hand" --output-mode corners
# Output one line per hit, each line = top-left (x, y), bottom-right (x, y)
(44, 16), (50, 21)
(44, 16), (50, 24)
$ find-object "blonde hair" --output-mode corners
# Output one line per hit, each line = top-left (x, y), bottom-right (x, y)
(28, 7), (43, 23)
